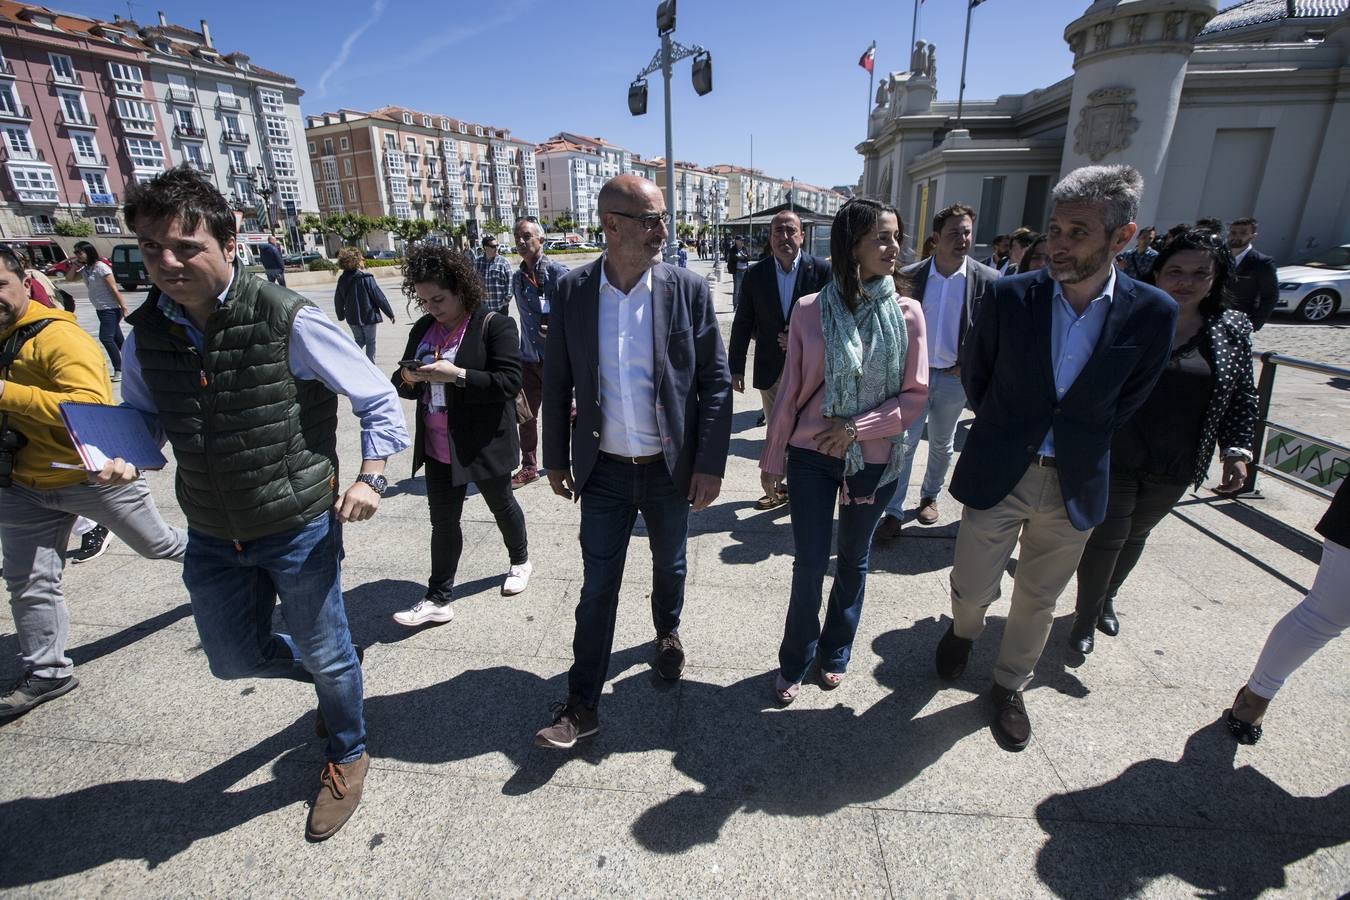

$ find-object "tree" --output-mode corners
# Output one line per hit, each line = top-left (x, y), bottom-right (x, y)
(482, 219), (507, 241)
(54, 218), (93, 238)
(552, 209), (577, 234)
(299, 213), (324, 236)
(320, 212), (380, 246)
(391, 218), (433, 245)
(677, 222), (696, 241)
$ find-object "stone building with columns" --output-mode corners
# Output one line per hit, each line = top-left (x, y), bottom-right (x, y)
(858, 0), (1350, 264)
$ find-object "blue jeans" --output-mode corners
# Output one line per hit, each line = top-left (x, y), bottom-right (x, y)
(779, 446), (896, 684)
(95, 308), (124, 372)
(182, 512), (364, 763)
(264, 268), (286, 286)
(886, 369), (966, 517)
(568, 456), (689, 708)
(348, 322), (378, 362)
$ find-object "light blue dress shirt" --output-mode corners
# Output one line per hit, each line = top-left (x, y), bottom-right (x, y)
(774, 251), (800, 319)
(1038, 266), (1116, 457)
(121, 276), (410, 461)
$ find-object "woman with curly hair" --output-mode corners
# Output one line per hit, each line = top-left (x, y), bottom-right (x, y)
(1070, 229), (1258, 654)
(389, 244), (531, 627)
(334, 247), (395, 361)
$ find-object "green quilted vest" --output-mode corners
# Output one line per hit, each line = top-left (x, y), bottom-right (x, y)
(128, 268), (339, 541)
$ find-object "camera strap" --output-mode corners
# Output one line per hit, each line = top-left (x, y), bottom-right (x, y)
(0, 318), (54, 378)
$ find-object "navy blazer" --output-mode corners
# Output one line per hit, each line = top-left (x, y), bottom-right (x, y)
(950, 268), (1177, 530)
(900, 255), (1001, 359)
(542, 259), (732, 494)
(728, 252), (832, 390)
(1228, 248), (1279, 331)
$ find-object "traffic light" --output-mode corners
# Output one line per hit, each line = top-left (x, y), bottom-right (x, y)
(692, 52), (712, 96)
(628, 78), (648, 116)
(656, 0), (676, 35)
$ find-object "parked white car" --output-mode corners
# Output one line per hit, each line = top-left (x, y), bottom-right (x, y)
(1274, 244), (1349, 323)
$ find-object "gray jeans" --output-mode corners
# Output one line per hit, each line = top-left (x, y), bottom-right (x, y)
(1, 479), (187, 679)
(348, 321), (378, 362)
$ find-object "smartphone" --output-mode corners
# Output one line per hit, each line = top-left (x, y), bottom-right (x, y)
(398, 359), (423, 369)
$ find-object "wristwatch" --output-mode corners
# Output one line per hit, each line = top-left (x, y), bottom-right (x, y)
(843, 419), (858, 442)
(356, 473), (388, 495)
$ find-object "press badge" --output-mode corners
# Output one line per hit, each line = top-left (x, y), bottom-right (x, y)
(430, 382), (447, 408)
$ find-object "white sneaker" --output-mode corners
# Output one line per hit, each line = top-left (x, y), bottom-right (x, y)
(392, 596), (454, 628)
(502, 561), (533, 596)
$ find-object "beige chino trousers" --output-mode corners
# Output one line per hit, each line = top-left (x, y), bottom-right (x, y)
(949, 464), (1092, 692)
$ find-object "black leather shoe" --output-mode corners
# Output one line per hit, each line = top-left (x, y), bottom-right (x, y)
(1097, 599), (1120, 637)
(1069, 617), (1095, 655)
(655, 630), (685, 680)
(935, 624), (973, 681)
(990, 684), (1031, 751)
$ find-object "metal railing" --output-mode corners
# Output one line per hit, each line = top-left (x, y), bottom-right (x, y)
(1244, 351), (1350, 500)
(0, 144), (43, 162)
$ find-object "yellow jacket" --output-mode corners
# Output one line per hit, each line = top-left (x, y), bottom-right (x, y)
(0, 300), (112, 488)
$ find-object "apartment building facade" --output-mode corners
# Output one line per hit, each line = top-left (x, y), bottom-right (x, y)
(650, 159), (728, 232)
(708, 164), (846, 221)
(0, 3), (314, 242)
(534, 132), (645, 231)
(305, 106), (538, 246)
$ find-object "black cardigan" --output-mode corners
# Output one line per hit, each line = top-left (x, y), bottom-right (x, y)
(393, 310), (522, 485)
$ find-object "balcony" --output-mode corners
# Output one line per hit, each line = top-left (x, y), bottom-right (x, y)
(229, 162), (251, 177)
(57, 109), (97, 129)
(81, 191), (118, 207)
(173, 123), (206, 140)
(185, 160), (214, 174)
(0, 60), (14, 78)
(215, 95), (242, 110)
(0, 144), (43, 163)
(0, 103), (32, 122)
(48, 70), (85, 88)
(115, 115), (157, 135)
(166, 86), (195, 104)
(221, 131), (250, 146)
(68, 150), (108, 167)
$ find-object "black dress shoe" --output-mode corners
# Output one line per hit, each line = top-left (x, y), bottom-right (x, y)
(990, 684), (1031, 751)
(935, 623), (973, 681)
(1097, 598), (1120, 637)
(1069, 617), (1095, 655)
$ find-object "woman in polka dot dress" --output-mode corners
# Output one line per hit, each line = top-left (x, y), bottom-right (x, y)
(1070, 229), (1259, 655)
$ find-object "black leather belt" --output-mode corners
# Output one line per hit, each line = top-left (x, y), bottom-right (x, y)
(932, 364), (962, 375)
(600, 451), (663, 465)
(1033, 454), (1057, 468)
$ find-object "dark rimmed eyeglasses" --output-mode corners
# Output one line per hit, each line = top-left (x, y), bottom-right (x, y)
(607, 210), (671, 231)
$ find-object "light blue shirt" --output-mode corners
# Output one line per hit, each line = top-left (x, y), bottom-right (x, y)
(121, 274), (410, 461)
(1038, 266), (1116, 457)
(774, 251), (800, 319)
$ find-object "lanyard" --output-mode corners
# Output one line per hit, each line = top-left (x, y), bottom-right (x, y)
(432, 315), (470, 361)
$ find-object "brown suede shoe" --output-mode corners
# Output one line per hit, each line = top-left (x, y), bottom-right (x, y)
(306, 752), (370, 842)
(915, 497), (940, 525)
(874, 514), (903, 541)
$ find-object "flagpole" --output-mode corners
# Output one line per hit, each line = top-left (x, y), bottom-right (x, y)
(867, 41), (875, 123)
(956, 0), (974, 128)
(910, 0), (920, 59)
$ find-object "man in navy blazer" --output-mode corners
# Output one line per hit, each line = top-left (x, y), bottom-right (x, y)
(728, 209), (831, 506)
(936, 165), (1177, 753)
(536, 175), (732, 750)
(1225, 217), (1279, 330)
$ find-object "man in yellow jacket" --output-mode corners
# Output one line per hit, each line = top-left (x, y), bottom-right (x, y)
(0, 249), (186, 719)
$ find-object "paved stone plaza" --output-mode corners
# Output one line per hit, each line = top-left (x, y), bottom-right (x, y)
(1, 260), (1346, 897)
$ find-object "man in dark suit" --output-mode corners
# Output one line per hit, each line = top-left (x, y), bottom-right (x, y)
(935, 165), (1177, 752)
(876, 203), (1000, 538)
(536, 175), (732, 749)
(728, 209), (831, 508)
(1226, 216), (1279, 330)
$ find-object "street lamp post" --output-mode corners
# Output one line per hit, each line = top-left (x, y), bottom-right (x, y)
(251, 165), (276, 235)
(628, 0), (713, 264)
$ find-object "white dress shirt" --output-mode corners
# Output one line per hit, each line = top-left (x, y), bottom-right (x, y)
(597, 262), (662, 457)
(924, 256), (969, 369)
(1232, 244), (1252, 269)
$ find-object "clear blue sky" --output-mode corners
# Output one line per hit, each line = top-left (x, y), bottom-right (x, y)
(60, 0), (1090, 188)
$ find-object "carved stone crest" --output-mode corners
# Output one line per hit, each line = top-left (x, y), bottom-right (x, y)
(1163, 11), (1184, 40)
(1093, 22), (1112, 52)
(1127, 15), (1147, 44)
(1074, 87), (1140, 162)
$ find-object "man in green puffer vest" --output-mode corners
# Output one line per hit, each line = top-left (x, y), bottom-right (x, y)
(98, 166), (410, 843)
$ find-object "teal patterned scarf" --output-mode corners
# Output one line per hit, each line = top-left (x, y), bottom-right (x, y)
(819, 274), (908, 486)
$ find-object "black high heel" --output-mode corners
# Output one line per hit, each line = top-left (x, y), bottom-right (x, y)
(1225, 687), (1263, 745)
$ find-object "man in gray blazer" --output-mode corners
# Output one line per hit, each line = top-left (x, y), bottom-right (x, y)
(536, 175), (732, 749)
(876, 203), (1000, 539)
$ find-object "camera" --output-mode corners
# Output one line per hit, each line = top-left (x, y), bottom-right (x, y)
(0, 412), (26, 489)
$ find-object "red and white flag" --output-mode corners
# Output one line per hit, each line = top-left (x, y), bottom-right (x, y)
(858, 42), (876, 73)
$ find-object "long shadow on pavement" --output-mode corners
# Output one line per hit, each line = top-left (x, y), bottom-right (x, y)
(0, 717), (316, 886)
(1035, 721), (1350, 899)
